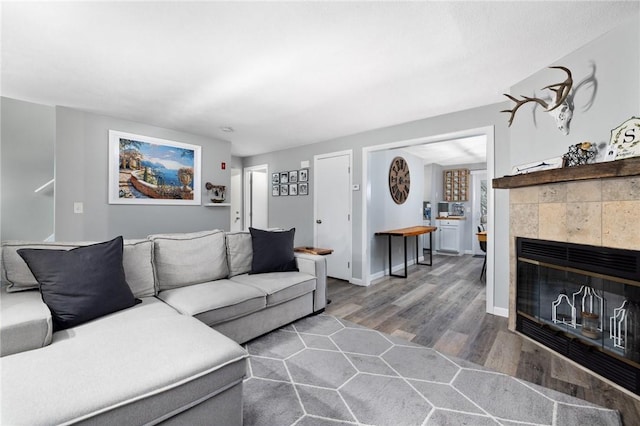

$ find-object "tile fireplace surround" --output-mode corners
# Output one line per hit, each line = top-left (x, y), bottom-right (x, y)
(494, 158), (640, 403)
(507, 174), (640, 330)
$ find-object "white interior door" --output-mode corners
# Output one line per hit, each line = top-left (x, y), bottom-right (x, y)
(244, 165), (269, 230)
(315, 151), (352, 281)
(230, 168), (242, 232)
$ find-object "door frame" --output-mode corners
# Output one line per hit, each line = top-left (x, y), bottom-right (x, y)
(243, 164), (268, 230)
(313, 150), (353, 282)
(470, 169), (488, 256)
(230, 167), (243, 232)
(361, 126), (496, 315)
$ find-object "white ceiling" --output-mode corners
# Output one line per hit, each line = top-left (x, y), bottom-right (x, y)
(401, 135), (487, 166)
(2, 2), (638, 157)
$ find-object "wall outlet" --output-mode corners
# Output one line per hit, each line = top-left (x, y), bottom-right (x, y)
(301, 160), (310, 168)
(73, 202), (83, 214)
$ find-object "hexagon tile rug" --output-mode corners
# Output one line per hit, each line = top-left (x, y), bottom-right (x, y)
(242, 314), (621, 426)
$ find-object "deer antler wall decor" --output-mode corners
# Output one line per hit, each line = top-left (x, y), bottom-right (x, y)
(502, 66), (574, 135)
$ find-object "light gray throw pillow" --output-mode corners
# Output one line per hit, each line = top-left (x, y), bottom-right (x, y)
(225, 232), (252, 277)
(1, 240), (155, 298)
(149, 230), (229, 291)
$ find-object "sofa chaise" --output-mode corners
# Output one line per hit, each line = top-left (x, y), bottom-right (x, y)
(0, 229), (327, 425)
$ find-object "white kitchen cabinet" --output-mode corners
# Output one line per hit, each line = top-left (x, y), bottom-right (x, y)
(436, 219), (465, 255)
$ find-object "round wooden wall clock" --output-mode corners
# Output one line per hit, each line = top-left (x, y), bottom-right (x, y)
(388, 156), (410, 204)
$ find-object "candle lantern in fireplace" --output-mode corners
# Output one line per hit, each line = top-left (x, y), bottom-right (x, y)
(552, 292), (576, 328)
(573, 285), (603, 339)
(581, 312), (600, 339)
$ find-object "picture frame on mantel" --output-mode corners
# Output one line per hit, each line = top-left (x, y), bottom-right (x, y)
(108, 130), (201, 205)
(606, 117), (640, 161)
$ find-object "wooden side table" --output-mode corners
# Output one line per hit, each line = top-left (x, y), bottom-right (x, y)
(294, 247), (334, 256)
(294, 247), (334, 305)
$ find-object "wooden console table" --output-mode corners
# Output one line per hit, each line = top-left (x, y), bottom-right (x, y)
(375, 226), (437, 278)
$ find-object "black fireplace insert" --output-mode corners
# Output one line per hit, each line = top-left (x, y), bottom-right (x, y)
(516, 237), (640, 395)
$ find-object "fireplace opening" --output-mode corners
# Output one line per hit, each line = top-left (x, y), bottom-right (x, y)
(516, 237), (640, 395)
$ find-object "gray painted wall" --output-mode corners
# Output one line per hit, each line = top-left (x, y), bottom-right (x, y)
(368, 149), (424, 276)
(1, 97), (55, 241)
(510, 20), (639, 165)
(54, 107), (232, 241)
(423, 163), (434, 201)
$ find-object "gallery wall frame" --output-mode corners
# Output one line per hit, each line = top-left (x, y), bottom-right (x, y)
(272, 168), (310, 197)
(108, 130), (201, 205)
(299, 182), (308, 195)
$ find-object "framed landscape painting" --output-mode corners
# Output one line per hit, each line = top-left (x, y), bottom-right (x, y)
(108, 130), (201, 205)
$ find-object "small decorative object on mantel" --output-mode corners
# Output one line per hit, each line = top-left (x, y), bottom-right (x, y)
(606, 116), (640, 161)
(562, 142), (597, 167)
(205, 182), (226, 203)
(511, 157), (563, 175)
(501, 66), (574, 135)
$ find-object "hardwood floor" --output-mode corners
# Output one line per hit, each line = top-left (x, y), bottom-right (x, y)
(325, 254), (640, 425)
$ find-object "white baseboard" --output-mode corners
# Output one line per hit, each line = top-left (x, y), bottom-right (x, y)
(492, 307), (509, 318)
(349, 278), (365, 286)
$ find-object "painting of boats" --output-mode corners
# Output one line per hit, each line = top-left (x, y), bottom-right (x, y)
(108, 130), (201, 205)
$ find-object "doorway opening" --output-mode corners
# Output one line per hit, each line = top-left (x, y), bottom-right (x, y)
(230, 168), (242, 232)
(471, 170), (488, 256)
(244, 164), (268, 230)
(362, 126), (497, 315)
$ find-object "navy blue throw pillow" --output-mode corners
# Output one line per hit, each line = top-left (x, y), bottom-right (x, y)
(249, 227), (299, 274)
(17, 236), (140, 331)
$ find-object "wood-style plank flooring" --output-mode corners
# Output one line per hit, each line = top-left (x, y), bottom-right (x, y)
(325, 254), (640, 425)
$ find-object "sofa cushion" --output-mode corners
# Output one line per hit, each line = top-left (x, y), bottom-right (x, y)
(249, 227), (298, 274)
(225, 231), (252, 277)
(0, 297), (248, 425)
(121, 239), (156, 298)
(149, 229), (229, 291)
(158, 279), (266, 327)
(0, 288), (52, 356)
(1, 239), (156, 298)
(230, 271), (316, 307)
(17, 236), (140, 331)
(2, 240), (84, 292)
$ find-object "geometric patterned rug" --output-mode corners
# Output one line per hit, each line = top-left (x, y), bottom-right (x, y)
(243, 314), (621, 426)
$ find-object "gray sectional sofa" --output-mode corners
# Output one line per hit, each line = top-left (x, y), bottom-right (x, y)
(0, 229), (327, 425)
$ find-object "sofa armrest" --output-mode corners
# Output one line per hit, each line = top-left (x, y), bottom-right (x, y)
(1, 289), (52, 357)
(295, 253), (327, 312)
